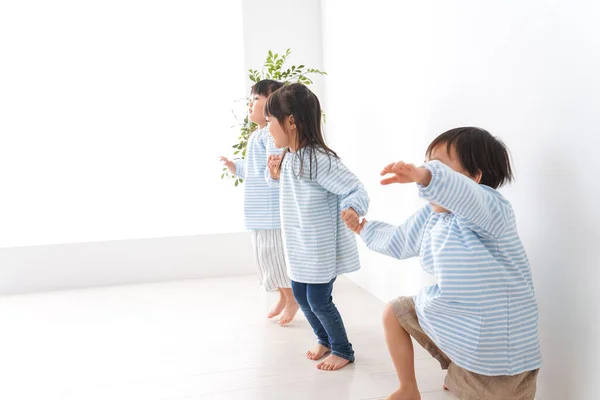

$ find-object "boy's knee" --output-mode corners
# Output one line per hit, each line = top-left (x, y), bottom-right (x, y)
(382, 302), (398, 326)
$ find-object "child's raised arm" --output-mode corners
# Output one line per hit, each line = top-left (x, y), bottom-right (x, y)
(419, 160), (514, 237)
(265, 154), (281, 185)
(219, 156), (245, 178)
(360, 205), (431, 260)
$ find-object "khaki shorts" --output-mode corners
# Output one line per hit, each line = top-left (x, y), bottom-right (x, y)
(391, 296), (539, 400)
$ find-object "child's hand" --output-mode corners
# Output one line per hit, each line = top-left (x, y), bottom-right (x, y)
(220, 156), (236, 175)
(342, 208), (366, 234)
(268, 155), (282, 179)
(380, 161), (431, 186)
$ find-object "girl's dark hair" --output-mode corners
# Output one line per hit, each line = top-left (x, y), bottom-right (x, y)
(251, 79), (284, 97)
(426, 127), (514, 189)
(264, 83), (337, 178)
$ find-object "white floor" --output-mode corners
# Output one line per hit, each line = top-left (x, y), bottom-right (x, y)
(0, 275), (538, 400)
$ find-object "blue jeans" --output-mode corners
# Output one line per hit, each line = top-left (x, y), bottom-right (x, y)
(291, 278), (355, 362)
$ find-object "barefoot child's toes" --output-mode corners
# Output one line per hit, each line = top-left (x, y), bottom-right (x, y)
(268, 297), (286, 319)
(316, 354), (351, 371)
(268, 307), (283, 319)
(306, 344), (331, 360)
(278, 303), (300, 326)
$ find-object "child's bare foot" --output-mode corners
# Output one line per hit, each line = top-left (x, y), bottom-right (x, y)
(306, 344), (330, 360)
(278, 302), (299, 326)
(268, 295), (286, 319)
(385, 385), (421, 400)
(316, 354), (351, 371)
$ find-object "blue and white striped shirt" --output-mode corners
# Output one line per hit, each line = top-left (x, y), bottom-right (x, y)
(234, 127), (282, 230)
(361, 160), (542, 376)
(269, 147), (369, 284)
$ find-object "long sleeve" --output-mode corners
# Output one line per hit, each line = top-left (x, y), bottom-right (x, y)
(315, 152), (369, 216)
(265, 169), (280, 188)
(419, 160), (513, 237)
(360, 205), (431, 260)
(239, 126), (281, 230)
(234, 159), (246, 179)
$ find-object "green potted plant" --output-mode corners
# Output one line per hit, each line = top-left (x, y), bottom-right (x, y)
(222, 49), (326, 186)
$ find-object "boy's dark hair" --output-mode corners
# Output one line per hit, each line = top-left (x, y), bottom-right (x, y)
(250, 79), (284, 97)
(426, 127), (514, 189)
(264, 83), (337, 178)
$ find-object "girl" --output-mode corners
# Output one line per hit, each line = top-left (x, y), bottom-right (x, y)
(346, 127), (541, 400)
(265, 83), (369, 371)
(220, 79), (299, 325)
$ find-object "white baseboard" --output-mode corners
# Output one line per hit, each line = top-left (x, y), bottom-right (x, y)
(0, 232), (255, 295)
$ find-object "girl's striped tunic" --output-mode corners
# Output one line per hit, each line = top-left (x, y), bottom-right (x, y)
(268, 147), (369, 284)
(360, 160), (542, 376)
(234, 126), (282, 230)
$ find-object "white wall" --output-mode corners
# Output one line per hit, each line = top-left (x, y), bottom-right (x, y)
(322, 1), (600, 399)
(242, 0), (325, 101)
(0, 232), (254, 295)
(0, 0), (247, 247)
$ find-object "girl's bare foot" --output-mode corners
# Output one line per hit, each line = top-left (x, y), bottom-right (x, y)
(316, 354), (351, 371)
(306, 344), (330, 360)
(268, 292), (286, 319)
(385, 385), (421, 400)
(279, 302), (299, 326)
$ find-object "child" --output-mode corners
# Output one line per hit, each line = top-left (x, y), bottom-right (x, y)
(345, 127), (542, 399)
(265, 83), (369, 371)
(220, 79), (299, 325)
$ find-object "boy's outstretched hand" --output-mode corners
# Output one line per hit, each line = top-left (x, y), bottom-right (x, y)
(268, 155), (282, 179)
(380, 161), (432, 186)
(220, 156), (236, 175)
(342, 208), (367, 234)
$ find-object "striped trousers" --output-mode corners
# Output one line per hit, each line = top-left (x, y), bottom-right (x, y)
(251, 229), (291, 291)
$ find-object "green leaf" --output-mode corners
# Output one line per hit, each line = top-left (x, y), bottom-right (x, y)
(235, 180), (239, 187)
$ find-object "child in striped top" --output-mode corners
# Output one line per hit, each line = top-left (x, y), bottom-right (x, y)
(220, 80), (299, 325)
(346, 127), (542, 400)
(265, 83), (369, 371)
